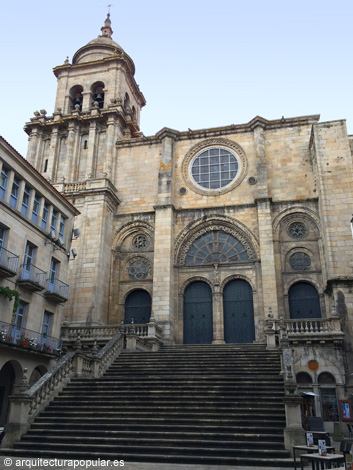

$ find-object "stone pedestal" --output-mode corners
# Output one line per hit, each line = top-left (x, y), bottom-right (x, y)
(282, 395), (305, 455)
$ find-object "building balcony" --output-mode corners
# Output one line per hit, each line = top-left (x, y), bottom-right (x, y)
(0, 320), (62, 356)
(273, 317), (344, 346)
(0, 247), (19, 278)
(44, 278), (69, 303)
(17, 264), (47, 292)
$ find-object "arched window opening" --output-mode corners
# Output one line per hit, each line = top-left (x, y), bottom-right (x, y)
(183, 281), (213, 344)
(124, 289), (151, 324)
(288, 282), (321, 319)
(131, 106), (137, 123)
(91, 82), (105, 109)
(69, 85), (83, 111)
(318, 372), (336, 385)
(185, 231), (249, 266)
(124, 93), (130, 110)
(296, 372), (313, 385)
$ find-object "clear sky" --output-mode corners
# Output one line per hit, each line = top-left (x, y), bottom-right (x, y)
(1, 0), (352, 157)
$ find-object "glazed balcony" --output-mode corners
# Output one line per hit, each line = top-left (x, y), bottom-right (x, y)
(17, 264), (47, 292)
(0, 320), (62, 356)
(0, 247), (19, 277)
(44, 278), (69, 303)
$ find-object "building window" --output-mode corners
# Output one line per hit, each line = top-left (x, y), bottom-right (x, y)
(14, 301), (27, 331)
(289, 252), (311, 271)
(191, 148), (238, 190)
(0, 226), (5, 247)
(21, 185), (30, 216)
(32, 194), (40, 224)
(185, 230), (249, 265)
(0, 167), (8, 198)
(288, 222), (307, 239)
(41, 311), (53, 343)
(48, 258), (59, 291)
(320, 388), (339, 422)
(59, 217), (65, 238)
(23, 242), (35, 279)
(41, 203), (48, 230)
(128, 258), (151, 280)
(51, 211), (58, 232)
(10, 177), (20, 208)
(133, 234), (148, 250)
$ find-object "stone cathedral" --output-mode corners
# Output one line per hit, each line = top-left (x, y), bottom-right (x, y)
(24, 14), (353, 427)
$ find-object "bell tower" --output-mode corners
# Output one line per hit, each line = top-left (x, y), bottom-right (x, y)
(24, 15), (146, 325)
(25, 13), (146, 183)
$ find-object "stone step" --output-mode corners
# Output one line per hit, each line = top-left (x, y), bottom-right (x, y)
(13, 441), (291, 459)
(1, 448), (294, 467)
(30, 421), (285, 433)
(23, 429), (285, 442)
(20, 433), (287, 449)
(41, 409), (286, 421)
(50, 402), (285, 411)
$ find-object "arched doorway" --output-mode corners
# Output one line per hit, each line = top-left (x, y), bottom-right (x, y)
(124, 289), (151, 324)
(0, 362), (16, 426)
(289, 282), (321, 319)
(184, 281), (213, 344)
(223, 279), (255, 343)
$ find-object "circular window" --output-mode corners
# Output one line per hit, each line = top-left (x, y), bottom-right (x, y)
(132, 234), (148, 250)
(128, 258), (151, 280)
(190, 148), (238, 190)
(289, 252), (311, 271)
(288, 222), (307, 239)
(182, 139), (248, 196)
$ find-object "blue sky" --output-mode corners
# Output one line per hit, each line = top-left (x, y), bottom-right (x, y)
(1, 0), (352, 157)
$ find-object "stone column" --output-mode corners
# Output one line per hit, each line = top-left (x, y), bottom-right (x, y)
(86, 121), (98, 179)
(152, 129), (179, 342)
(47, 126), (59, 182)
(103, 118), (117, 178)
(213, 287), (225, 344)
(64, 122), (77, 181)
(26, 128), (41, 167)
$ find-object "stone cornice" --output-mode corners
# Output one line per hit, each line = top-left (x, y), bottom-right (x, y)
(116, 114), (321, 148)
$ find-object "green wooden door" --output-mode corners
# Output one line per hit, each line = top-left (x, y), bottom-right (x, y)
(183, 281), (213, 344)
(223, 279), (255, 343)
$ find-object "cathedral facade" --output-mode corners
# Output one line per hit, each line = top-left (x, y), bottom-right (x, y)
(23, 15), (353, 429)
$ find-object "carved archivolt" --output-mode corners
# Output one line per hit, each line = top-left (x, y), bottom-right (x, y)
(114, 220), (154, 250)
(273, 207), (320, 240)
(220, 274), (257, 292)
(179, 276), (214, 295)
(181, 138), (248, 195)
(175, 216), (259, 266)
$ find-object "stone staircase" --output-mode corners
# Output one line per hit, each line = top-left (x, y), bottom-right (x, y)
(6, 344), (293, 466)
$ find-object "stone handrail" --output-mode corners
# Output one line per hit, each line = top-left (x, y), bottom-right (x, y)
(94, 333), (124, 376)
(62, 322), (163, 343)
(26, 350), (76, 417)
(280, 317), (340, 334)
(2, 333), (125, 448)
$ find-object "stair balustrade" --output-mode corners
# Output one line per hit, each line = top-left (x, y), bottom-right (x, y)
(265, 317), (344, 348)
(2, 333), (125, 448)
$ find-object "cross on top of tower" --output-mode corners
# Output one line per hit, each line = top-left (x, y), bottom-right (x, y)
(101, 7), (113, 38)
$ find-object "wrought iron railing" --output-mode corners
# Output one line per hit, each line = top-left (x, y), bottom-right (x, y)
(0, 246), (19, 274)
(18, 264), (47, 289)
(45, 278), (69, 300)
(0, 320), (62, 355)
